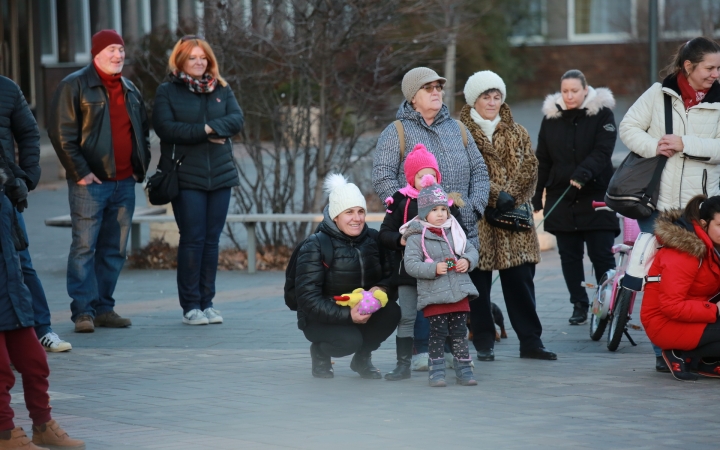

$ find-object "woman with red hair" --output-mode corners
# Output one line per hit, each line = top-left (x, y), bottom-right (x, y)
(153, 36), (244, 326)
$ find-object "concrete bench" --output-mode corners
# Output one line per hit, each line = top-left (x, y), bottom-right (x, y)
(47, 210), (386, 274)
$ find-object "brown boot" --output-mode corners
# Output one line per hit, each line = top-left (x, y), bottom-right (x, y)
(31, 420), (84, 449)
(0, 427), (48, 449)
(73, 315), (94, 333)
(93, 311), (131, 328)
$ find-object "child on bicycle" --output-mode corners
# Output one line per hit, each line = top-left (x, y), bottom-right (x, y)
(401, 174), (479, 387)
(379, 144), (464, 381)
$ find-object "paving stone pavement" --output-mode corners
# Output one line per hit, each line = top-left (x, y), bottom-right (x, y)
(11, 183), (720, 449)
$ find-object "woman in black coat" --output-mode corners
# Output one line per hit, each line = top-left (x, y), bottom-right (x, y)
(153, 37), (243, 326)
(296, 174), (400, 379)
(532, 70), (619, 326)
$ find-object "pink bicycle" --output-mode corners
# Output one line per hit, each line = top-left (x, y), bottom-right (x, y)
(584, 201), (640, 351)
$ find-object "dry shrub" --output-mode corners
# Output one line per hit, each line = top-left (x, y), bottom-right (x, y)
(128, 239), (294, 271)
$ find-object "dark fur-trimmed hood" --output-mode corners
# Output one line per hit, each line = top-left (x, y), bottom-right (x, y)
(542, 86), (615, 119)
(654, 209), (707, 259)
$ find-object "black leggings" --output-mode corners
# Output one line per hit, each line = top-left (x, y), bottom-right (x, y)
(428, 312), (469, 360)
(681, 321), (720, 359)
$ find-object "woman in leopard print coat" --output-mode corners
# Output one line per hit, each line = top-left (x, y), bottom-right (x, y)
(459, 71), (555, 362)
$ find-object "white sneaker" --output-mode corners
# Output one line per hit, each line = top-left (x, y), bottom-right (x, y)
(411, 352), (429, 371)
(203, 307), (223, 324)
(39, 332), (72, 352)
(183, 309), (209, 325)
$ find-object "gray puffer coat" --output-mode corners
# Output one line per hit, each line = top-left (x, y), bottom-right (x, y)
(402, 221), (479, 311)
(372, 101), (490, 249)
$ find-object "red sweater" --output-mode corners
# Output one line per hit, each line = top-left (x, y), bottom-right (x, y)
(94, 62), (134, 180)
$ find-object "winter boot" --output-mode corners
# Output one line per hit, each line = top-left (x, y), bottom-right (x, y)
(31, 420), (84, 449)
(385, 337), (413, 381)
(568, 302), (588, 325)
(350, 351), (382, 379)
(310, 343), (334, 378)
(454, 357), (478, 386)
(428, 358), (446, 387)
(0, 427), (47, 449)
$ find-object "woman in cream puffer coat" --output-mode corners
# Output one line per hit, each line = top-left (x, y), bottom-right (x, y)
(620, 38), (720, 222)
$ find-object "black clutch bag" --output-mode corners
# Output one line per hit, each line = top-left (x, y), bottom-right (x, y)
(484, 202), (534, 232)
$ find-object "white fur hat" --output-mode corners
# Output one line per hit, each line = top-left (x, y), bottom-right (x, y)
(463, 70), (506, 106)
(324, 173), (367, 220)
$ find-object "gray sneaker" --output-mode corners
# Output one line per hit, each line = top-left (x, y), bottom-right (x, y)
(183, 309), (209, 325)
(203, 307), (223, 324)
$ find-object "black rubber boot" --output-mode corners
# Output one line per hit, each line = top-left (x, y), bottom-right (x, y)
(385, 337), (413, 381)
(310, 343), (334, 378)
(350, 351), (382, 379)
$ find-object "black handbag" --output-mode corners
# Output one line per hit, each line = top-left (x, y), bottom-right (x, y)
(604, 94), (672, 219)
(484, 202), (534, 232)
(146, 147), (185, 206)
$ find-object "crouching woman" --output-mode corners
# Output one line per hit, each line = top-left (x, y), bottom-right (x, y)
(295, 174), (401, 379)
(642, 195), (720, 382)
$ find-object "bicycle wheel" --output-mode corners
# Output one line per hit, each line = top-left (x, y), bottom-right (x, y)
(607, 287), (633, 351)
(589, 273), (610, 341)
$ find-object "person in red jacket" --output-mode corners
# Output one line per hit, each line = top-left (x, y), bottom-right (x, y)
(641, 195), (720, 381)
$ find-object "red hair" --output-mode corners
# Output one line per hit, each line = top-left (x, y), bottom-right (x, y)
(168, 37), (227, 87)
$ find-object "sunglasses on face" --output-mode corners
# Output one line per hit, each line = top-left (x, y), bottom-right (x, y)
(421, 83), (444, 93)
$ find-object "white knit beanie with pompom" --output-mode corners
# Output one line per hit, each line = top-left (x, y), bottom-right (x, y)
(324, 173), (367, 219)
(463, 70), (506, 106)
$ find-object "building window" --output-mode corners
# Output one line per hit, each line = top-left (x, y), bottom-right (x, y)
(40, 0), (59, 63)
(661, 0), (720, 38)
(509, 0), (546, 44)
(90, 0), (123, 35)
(71, 0), (92, 62)
(569, 0), (635, 42)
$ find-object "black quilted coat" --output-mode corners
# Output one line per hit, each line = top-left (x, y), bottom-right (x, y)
(0, 76), (40, 189)
(295, 207), (393, 330)
(152, 74), (243, 191)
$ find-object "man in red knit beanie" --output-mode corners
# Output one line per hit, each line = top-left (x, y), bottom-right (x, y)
(48, 30), (151, 333)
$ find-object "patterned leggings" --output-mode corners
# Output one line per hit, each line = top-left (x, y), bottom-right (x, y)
(428, 312), (470, 360)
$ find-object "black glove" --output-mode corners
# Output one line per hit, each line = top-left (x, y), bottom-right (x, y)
(496, 191), (515, 213)
(6, 178), (28, 212)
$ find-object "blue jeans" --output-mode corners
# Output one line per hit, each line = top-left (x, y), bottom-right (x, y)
(413, 311), (429, 353)
(16, 212), (52, 337)
(67, 178), (135, 322)
(171, 188), (231, 314)
(637, 210), (662, 357)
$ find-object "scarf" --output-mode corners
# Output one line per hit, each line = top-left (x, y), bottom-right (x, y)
(399, 216), (467, 258)
(470, 108), (501, 143)
(398, 184), (419, 199)
(174, 70), (218, 93)
(677, 73), (709, 110)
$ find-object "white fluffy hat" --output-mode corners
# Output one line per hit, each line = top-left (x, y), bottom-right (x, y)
(463, 70), (506, 106)
(324, 173), (367, 220)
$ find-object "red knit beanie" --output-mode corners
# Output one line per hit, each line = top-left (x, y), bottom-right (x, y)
(404, 143), (441, 186)
(91, 30), (124, 58)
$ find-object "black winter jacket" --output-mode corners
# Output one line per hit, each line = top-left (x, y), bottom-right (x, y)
(379, 191), (465, 286)
(47, 64), (151, 182)
(295, 207), (392, 329)
(533, 87), (620, 235)
(0, 76), (40, 190)
(153, 75), (243, 191)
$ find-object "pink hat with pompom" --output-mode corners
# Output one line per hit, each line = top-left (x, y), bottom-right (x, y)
(404, 143), (441, 186)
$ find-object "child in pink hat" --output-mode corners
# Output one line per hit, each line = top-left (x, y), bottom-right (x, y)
(378, 143), (466, 381)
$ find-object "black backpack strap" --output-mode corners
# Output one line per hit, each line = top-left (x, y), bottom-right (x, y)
(641, 93), (672, 206)
(316, 231), (333, 269)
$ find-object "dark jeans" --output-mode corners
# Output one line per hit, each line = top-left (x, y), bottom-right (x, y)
(469, 264), (544, 352)
(413, 311), (429, 353)
(681, 321), (720, 359)
(171, 188), (231, 314)
(302, 302), (401, 357)
(554, 230), (616, 307)
(67, 178), (135, 322)
(428, 312), (469, 360)
(15, 213), (52, 337)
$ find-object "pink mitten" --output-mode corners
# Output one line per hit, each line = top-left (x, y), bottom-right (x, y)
(356, 290), (382, 315)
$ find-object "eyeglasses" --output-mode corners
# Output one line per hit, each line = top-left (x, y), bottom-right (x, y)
(421, 83), (444, 93)
(180, 35), (204, 42)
